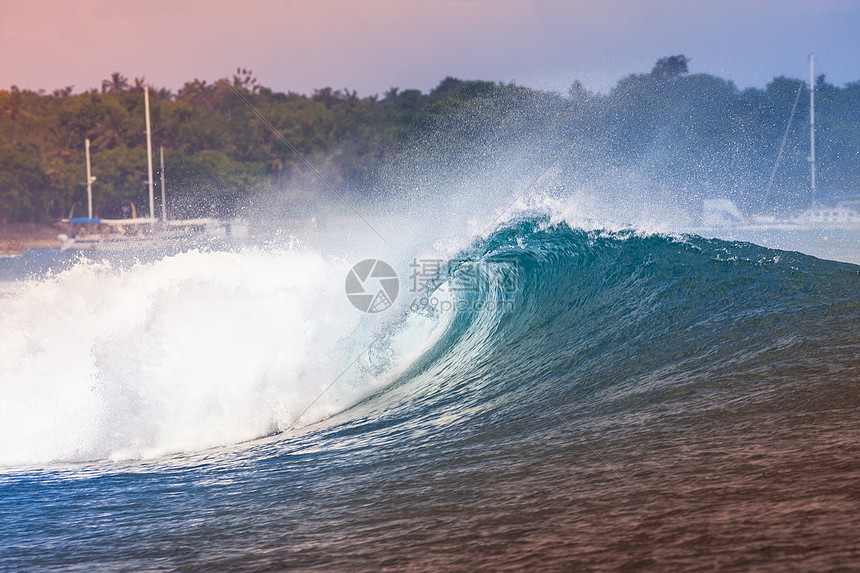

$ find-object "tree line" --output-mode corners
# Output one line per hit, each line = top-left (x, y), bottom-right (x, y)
(1, 57), (858, 222)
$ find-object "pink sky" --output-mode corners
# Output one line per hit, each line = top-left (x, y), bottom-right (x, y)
(1, 0), (858, 96)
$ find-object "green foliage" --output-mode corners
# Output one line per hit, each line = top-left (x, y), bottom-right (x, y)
(0, 148), (50, 221)
(0, 59), (858, 222)
(651, 55), (690, 80)
(166, 150), (266, 217)
(90, 145), (148, 210)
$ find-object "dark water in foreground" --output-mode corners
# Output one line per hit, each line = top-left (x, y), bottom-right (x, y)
(1, 221), (859, 571)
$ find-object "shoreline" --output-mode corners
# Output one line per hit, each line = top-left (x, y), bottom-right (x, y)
(0, 222), (64, 250)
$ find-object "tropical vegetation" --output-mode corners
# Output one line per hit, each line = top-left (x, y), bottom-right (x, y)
(1, 57), (858, 222)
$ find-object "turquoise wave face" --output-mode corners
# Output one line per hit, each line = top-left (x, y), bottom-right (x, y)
(1, 221), (859, 572)
(382, 219), (860, 425)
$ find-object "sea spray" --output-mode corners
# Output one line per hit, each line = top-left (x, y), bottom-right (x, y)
(0, 247), (407, 465)
(1, 215), (858, 571)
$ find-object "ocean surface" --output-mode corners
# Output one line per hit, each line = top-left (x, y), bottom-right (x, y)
(1, 215), (859, 571)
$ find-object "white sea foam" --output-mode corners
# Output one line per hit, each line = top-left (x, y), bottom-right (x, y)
(0, 183), (706, 467)
(0, 246), (444, 465)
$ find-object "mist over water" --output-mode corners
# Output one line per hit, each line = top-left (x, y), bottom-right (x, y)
(2, 79), (859, 570)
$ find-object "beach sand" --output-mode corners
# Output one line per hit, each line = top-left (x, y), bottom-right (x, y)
(0, 222), (66, 249)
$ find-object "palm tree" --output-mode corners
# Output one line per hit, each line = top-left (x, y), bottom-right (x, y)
(129, 77), (146, 94)
(101, 73), (129, 95)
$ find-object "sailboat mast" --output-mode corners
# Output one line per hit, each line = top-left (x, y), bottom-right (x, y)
(145, 86), (155, 220)
(809, 54), (816, 206)
(160, 146), (167, 221)
(85, 138), (94, 220)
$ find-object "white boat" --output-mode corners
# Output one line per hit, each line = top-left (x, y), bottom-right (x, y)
(787, 202), (860, 228)
(57, 216), (233, 252)
(700, 199), (860, 232)
(694, 55), (860, 264)
(59, 87), (237, 251)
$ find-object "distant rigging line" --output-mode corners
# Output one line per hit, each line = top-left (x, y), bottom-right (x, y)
(286, 331), (387, 433)
(762, 82), (803, 211)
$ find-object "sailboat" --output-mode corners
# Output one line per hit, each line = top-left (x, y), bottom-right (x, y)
(780, 54), (860, 228)
(58, 87), (231, 251)
(696, 55), (860, 264)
